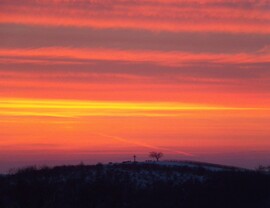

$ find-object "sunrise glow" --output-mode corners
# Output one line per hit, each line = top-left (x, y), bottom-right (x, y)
(0, 0), (270, 172)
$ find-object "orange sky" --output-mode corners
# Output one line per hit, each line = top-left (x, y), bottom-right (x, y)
(0, 0), (270, 171)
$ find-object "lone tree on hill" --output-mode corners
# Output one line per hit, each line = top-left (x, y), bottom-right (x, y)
(149, 152), (164, 162)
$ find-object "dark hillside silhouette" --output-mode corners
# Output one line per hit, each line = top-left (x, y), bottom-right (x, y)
(0, 162), (270, 208)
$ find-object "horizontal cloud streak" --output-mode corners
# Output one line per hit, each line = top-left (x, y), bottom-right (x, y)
(1, 47), (269, 66)
(1, 0), (270, 34)
(1, 60), (270, 84)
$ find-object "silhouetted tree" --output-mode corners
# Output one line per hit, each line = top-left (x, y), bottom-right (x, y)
(149, 152), (164, 161)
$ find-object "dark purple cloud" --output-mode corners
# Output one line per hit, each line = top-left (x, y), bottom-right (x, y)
(1, 24), (270, 53)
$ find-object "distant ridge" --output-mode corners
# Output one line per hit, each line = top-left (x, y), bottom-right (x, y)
(162, 160), (247, 171)
(121, 160), (246, 172)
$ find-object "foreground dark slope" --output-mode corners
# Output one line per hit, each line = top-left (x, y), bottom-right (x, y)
(0, 162), (270, 208)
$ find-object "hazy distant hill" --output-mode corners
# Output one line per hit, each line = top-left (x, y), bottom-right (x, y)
(0, 161), (270, 208)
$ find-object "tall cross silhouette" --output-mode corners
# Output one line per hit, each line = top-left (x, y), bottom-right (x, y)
(133, 155), (137, 162)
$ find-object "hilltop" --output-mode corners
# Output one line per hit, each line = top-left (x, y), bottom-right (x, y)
(0, 161), (270, 208)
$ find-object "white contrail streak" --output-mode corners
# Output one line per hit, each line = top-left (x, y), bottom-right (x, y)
(98, 133), (194, 157)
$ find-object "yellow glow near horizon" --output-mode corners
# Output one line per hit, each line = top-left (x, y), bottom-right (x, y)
(0, 98), (266, 118)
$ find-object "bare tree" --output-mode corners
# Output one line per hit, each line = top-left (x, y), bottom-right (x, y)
(149, 152), (164, 162)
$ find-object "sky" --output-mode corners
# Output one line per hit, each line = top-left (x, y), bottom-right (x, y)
(0, 0), (270, 172)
